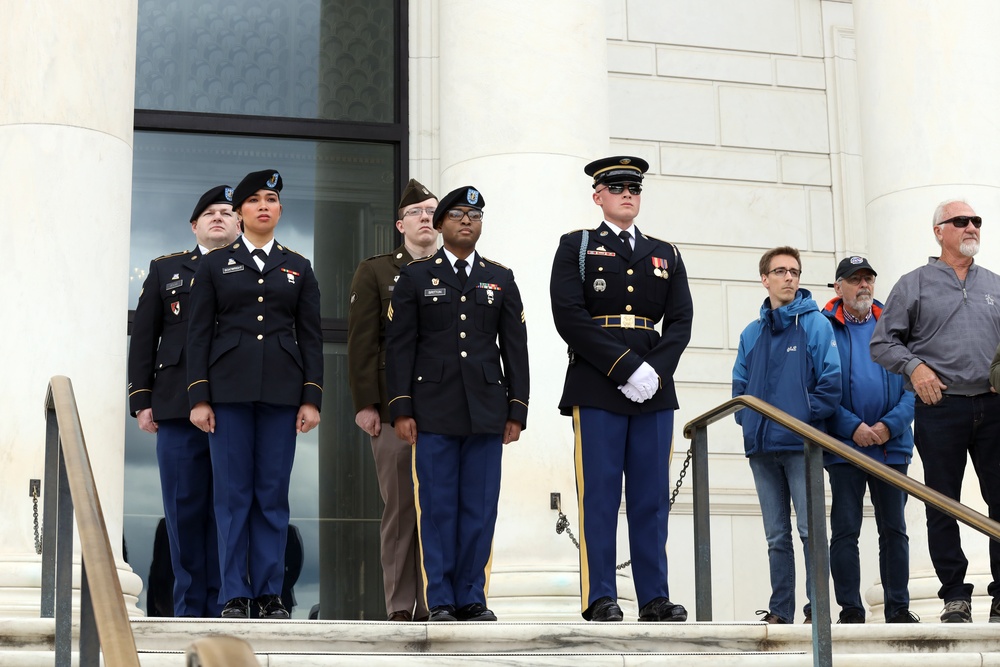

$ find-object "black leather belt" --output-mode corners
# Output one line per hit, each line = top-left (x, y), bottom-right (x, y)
(592, 315), (655, 330)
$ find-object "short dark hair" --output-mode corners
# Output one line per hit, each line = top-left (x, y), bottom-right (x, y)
(759, 246), (801, 277)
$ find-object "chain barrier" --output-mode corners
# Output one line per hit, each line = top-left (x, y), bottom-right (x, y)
(555, 443), (694, 570)
(32, 485), (42, 555)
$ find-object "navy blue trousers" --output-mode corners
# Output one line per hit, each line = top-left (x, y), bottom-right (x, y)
(413, 432), (502, 610)
(209, 402), (297, 603)
(156, 418), (221, 617)
(573, 406), (674, 611)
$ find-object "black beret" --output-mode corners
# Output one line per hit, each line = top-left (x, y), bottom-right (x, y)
(584, 156), (649, 188)
(835, 256), (877, 282)
(433, 186), (484, 228)
(189, 185), (233, 223)
(232, 169), (283, 210)
(398, 178), (437, 211)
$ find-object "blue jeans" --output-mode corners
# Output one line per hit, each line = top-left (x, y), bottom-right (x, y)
(913, 393), (1000, 602)
(749, 451), (812, 623)
(827, 462), (909, 619)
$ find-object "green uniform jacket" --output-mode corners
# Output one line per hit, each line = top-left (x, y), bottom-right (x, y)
(348, 244), (415, 422)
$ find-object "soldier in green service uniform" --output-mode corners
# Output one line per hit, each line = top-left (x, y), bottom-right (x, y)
(347, 178), (439, 621)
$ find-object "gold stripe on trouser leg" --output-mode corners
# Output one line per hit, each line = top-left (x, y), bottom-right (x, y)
(572, 406), (590, 612)
(412, 442), (430, 614)
(484, 545), (494, 602)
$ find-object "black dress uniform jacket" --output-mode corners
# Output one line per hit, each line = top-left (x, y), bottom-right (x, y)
(386, 248), (529, 435)
(129, 248), (205, 420)
(347, 244), (414, 423)
(186, 238), (323, 409)
(550, 222), (693, 415)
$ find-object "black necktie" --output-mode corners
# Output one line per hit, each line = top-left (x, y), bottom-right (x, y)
(618, 230), (632, 260)
(252, 248), (267, 269)
(455, 259), (468, 287)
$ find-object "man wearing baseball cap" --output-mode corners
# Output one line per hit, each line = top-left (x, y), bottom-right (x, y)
(822, 256), (917, 624)
(128, 184), (240, 616)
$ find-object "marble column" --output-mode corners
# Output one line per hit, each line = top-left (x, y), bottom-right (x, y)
(854, 0), (1000, 621)
(0, 0), (143, 614)
(433, 0), (617, 619)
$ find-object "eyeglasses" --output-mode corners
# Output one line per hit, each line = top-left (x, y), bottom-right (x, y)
(402, 207), (437, 218)
(445, 209), (484, 222)
(599, 183), (642, 195)
(937, 215), (983, 229)
(767, 267), (801, 278)
(842, 274), (876, 286)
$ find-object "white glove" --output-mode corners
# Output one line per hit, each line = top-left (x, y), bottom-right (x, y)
(618, 383), (646, 403)
(626, 362), (659, 401)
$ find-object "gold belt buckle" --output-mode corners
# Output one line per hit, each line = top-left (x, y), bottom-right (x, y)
(620, 314), (636, 329)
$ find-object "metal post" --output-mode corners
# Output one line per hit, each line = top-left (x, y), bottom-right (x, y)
(55, 446), (74, 667)
(692, 426), (713, 621)
(804, 440), (832, 667)
(41, 407), (60, 617)
(79, 558), (99, 667)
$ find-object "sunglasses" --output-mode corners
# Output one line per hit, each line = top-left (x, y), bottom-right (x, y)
(601, 183), (642, 195)
(937, 215), (983, 229)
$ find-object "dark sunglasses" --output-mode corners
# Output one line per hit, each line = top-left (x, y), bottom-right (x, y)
(602, 183), (642, 195)
(937, 215), (983, 229)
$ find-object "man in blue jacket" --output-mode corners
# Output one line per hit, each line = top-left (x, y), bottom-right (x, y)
(822, 256), (917, 624)
(733, 246), (841, 625)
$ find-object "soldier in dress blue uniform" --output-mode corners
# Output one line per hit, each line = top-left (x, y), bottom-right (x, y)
(187, 169), (323, 620)
(128, 185), (240, 617)
(386, 186), (530, 622)
(550, 156), (693, 623)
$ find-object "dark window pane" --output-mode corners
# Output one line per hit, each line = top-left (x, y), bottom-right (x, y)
(135, 0), (396, 122)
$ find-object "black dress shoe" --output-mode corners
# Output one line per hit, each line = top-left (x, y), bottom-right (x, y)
(428, 605), (457, 621)
(456, 603), (497, 622)
(221, 597), (251, 619)
(257, 594), (290, 619)
(638, 597), (688, 622)
(583, 596), (623, 622)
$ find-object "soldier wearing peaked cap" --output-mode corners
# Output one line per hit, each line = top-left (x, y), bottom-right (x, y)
(127, 184), (240, 617)
(550, 156), (693, 623)
(347, 178), (439, 622)
(187, 168), (323, 621)
(386, 185), (530, 622)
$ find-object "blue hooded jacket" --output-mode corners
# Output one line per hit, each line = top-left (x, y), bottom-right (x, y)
(732, 288), (842, 457)
(821, 296), (914, 466)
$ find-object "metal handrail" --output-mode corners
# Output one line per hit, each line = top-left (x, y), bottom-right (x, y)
(682, 395), (1000, 667)
(41, 375), (141, 667)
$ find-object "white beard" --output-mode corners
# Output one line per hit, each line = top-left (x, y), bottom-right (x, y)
(848, 294), (873, 314)
(961, 240), (980, 257)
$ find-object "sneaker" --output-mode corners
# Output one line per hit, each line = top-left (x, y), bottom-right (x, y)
(837, 608), (865, 624)
(887, 609), (920, 623)
(941, 599), (972, 623)
(990, 598), (1000, 623)
(755, 609), (788, 624)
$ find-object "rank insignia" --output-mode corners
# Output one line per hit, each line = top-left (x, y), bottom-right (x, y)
(228, 258), (236, 265)
(170, 301), (180, 316)
(596, 246), (607, 252)
(594, 278), (607, 292)
(171, 273), (180, 280)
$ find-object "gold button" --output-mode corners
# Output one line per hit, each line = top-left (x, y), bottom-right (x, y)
(417, 376), (423, 381)
(257, 334), (263, 340)
(461, 296), (467, 302)
(433, 297), (438, 302)
(598, 267), (604, 272)
(460, 314), (467, 321)
(460, 332), (467, 339)
(158, 363), (163, 369)
(171, 290), (176, 295)
(461, 351), (468, 358)
(627, 286), (634, 293)
(625, 305), (633, 312)
(627, 269), (634, 275)
(258, 297), (264, 302)
(257, 315), (263, 321)
(258, 279), (264, 284)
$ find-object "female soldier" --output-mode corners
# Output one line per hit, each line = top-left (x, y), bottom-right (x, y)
(187, 169), (323, 619)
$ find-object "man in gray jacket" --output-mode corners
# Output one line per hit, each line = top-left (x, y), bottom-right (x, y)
(871, 199), (1000, 623)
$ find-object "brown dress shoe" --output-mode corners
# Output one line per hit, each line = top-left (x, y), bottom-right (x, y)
(387, 610), (413, 622)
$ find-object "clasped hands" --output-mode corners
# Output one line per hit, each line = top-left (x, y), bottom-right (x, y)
(618, 362), (659, 403)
